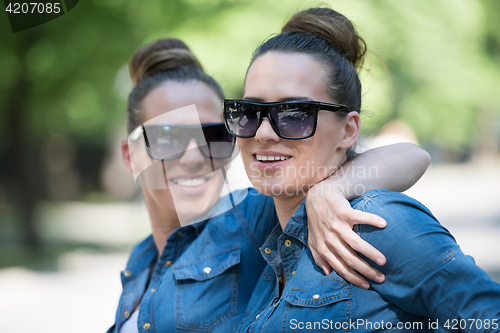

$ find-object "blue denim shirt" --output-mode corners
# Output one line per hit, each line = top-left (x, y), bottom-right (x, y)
(107, 188), (278, 333)
(239, 190), (500, 333)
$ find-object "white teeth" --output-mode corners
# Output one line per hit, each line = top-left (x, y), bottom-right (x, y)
(255, 154), (291, 162)
(171, 178), (208, 187)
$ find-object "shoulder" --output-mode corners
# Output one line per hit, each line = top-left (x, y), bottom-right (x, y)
(232, 188), (276, 221)
(350, 190), (438, 227)
(123, 234), (157, 272)
(128, 234), (156, 261)
(350, 190), (459, 273)
(350, 190), (457, 262)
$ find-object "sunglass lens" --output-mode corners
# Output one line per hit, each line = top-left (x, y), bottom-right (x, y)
(200, 124), (235, 159)
(143, 125), (186, 160)
(225, 102), (260, 137)
(270, 103), (315, 138)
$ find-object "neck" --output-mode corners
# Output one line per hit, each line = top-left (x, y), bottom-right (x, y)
(273, 193), (306, 230)
(142, 189), (180, 254)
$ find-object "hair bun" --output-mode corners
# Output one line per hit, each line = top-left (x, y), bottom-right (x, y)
(129, 38), (204, 85)
(281, 7), (366, 68)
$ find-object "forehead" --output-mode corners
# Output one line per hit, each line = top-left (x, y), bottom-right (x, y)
(244, 52), (332, 103)
(142, 81), (222, 125)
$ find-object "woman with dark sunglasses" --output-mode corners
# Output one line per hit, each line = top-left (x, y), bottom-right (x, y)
(230, 7), (500, 333)
(107, 38), (430, 333)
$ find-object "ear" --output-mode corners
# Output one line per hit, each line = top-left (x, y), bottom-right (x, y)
(338, 111), (360, 149)
(121, 140), (134, 173)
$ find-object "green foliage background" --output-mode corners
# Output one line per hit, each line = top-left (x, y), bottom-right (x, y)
(0, 0), (499, 247)
(2, 0), (499, 147)
(2, 0), (500, 149)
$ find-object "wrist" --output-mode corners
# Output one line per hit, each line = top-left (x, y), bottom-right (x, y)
(308, 176), (347, 201)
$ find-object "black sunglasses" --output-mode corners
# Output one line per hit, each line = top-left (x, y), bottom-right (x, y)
(132, 123), (235, 161)
(223, 99), (351, 140)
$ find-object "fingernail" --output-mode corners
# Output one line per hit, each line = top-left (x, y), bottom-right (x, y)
(360, 283), (369, 290)
(375, 275), (385, 283)
(376, 258), (385, 266)
(379, 220), (386, 228)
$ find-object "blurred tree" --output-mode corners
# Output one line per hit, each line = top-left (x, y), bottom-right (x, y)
(345, 0), (500, 159)
(0, 0), (499, 250)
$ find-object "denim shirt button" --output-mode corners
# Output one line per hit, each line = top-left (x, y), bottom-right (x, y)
(143, 323), (150, 329)
(284, 240), (291, 246)
(165, 260), (172, 267)
(313, 294), (320, 300)
(150, 288), (155, 294)
(123, 311), (130, 318)
(291, 271), (296, 276)
(123, 270), (132, 278)
(203, 267), (212, 274)
(264, 248), (272, 254)
(256, 314), (260, 319)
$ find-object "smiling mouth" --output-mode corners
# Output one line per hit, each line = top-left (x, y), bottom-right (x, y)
(170, 178), (209, 187)
(255, 154), (292, 162)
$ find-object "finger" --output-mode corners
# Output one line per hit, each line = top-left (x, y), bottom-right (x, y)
(326, 250), (371, 289)
(310, 244), (332, 275)
(343, 230), (386, 266)
(315, 237), (371, 289)
(346, 210), (386, 228)
(326, 234), (385, 283)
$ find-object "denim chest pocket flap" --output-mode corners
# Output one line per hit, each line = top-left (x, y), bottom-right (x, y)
(172, 246), (240, 281)
(172, 246), (241, 331)
(285, 276), (352, 308)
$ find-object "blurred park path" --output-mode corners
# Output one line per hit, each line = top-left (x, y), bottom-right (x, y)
(0, 160), (499, 332)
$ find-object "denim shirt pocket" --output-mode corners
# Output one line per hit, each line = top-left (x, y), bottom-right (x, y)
(172, 246), (240, 331)
(283, 276), (352, 330)
(285, 276), (352, 307)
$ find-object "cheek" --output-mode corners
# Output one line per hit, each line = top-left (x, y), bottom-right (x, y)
(299, 119), (344, 180)
(236, 138), (252, 161)
(316, 114), (345, 149)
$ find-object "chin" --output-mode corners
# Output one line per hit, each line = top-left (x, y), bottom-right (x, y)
(251, 177), (308, 198)
(173, 195), (216, 224)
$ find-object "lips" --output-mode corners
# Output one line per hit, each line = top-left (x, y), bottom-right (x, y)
(252, 151), (292, 170)
(167, 174), (214, 195)
(169, 178), (209, 187)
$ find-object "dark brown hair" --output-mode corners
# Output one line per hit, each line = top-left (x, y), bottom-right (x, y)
(248, 7), (366, 113)
(127, 38), (224, 133)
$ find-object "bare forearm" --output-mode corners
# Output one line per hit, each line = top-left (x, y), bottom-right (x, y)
(326, 143), (431, 200)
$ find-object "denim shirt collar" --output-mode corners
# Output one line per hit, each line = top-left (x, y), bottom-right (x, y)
(123, 234), (157, 277)
(122, 219), (210, 282)
(283, 198), (309, 247)
(259, 199), (309, 270)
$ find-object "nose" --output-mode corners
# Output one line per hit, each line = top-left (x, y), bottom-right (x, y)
(255, 118), (280, 143)
(178, 138), (205, 171)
